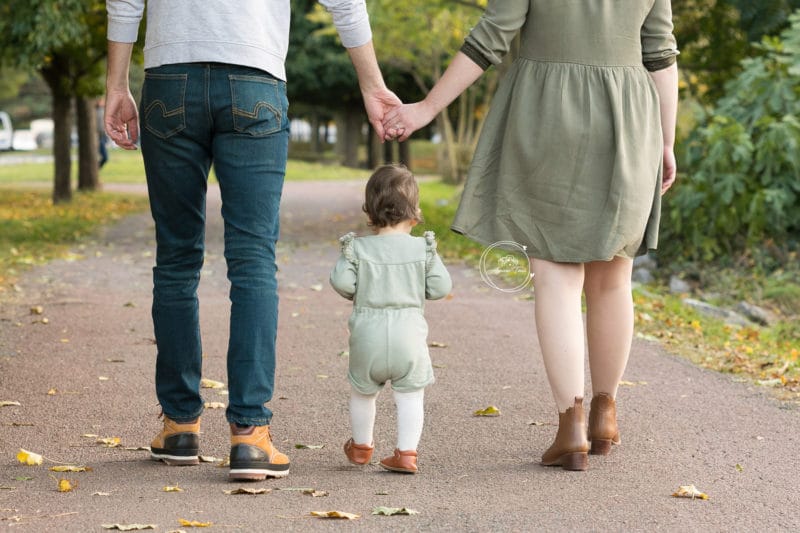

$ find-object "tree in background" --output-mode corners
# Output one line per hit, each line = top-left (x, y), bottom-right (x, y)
(661, 10), (800, 264)
(0, 0), (109, 203)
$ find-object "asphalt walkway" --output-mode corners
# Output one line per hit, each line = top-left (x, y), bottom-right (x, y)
(1, 181), (798, 532)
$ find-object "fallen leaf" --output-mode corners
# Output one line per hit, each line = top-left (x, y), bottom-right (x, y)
(310, 511), (359, 520)
(671, 484), (709, 500)
(473, 406), (501, 417)
(123, 302), (136, 308)
(200, 378), (225, 389)
(163, 485), (183, 492)
(338, 350), (349, 358)
(291, 312), (300, 318)
(31, 306), (44, 314)
(294, 444), (325, 450)
(101, 525), (157, 531)
(199, 456), (220, 463)
(619, 380), (648, 387)
(50, 465), (91, 472)
(316, 374), (329, 379)
(47, 388), (58, 395)
(432, 363), (447, 369)
(223, 487), (271, 495)
(93, 491), (111, 496)
(82, 434), (99, 438)
(374, 491), (389, 496)
(16, 449), (43, 466)
(735, 464), (744, 472)
(57, 478), (76, 492)
(204, 402), (226, 409)
(0, 401), (21, 407)
(123, 446), (150, 451)
(14, 476), (34, 481)
(372, 507), (419, 516)
(429, 341), (448, 348)
(106, 358), (125, 363)
(99, 376), (110, 381)
(96, 437), (121, 448)
(303, 489), (328, 497)
(178, 519), (212, 527)
(309, 283), (324, 292)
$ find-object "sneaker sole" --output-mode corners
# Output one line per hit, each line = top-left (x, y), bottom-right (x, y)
(229, 467), (290, 481)
(150, 452), (199, 466)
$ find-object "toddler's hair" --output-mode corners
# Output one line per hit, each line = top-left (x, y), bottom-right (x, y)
(363, 164), (423, 228)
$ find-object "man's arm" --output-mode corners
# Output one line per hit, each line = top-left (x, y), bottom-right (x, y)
(346, 41), (401, 141)
(105, 40), (139, 150)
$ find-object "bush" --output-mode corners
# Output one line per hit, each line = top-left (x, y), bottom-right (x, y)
(661, 11), (800, 263)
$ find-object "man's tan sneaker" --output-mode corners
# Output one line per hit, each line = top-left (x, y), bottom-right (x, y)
(150, 417), (200, 466)
(229, 424), (290, 481)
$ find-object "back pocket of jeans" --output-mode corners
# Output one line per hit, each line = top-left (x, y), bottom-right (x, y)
(142, 73), (187, 139)
(230, 75), (284, 137)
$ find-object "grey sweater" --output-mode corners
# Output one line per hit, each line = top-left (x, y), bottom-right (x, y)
(107, 0), (372, 81)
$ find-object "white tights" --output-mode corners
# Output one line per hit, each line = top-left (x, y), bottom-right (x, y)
(532, 257), (634, 412)
(349, 387), (425, 451)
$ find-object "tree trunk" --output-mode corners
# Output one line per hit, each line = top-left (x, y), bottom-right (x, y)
(51, 89), (73, 203)
(383, 139), (394, 164)
(76, 96), (100, 191)
(337, 107), (362, 168)
(367, 127), (382, 169)
(399, 140), (411, 170)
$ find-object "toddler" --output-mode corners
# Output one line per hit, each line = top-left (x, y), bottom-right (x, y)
(330, 164), (452, 473)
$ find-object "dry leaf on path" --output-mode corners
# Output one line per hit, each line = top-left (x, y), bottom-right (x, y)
(50, 465), (91, 472)
(0, 401), (21, 407)
(96, 437), (122, 448)
(309, 283), (324, 292)
(619, 380), (648, 386)
(223, 487), (270, 495)
(372, 507), (419, 516)
(100, 524), (150, 531)
(163, 485), (183, 492)
(204, 402), (226, 409)
(30, 306), (44, 315)
(199, 456), (220, 463)
(429, 341), (448, 348)
(294, 444), (324, 450)
(302, 489), (328, 497)
(671, 484), (709, 500)
(473, 406), (501, 417)
(178, 518), (212, 527)
(200, 378), (225, 389)
(56, 478), (76, 492)
(16, 449), (43, 466)
(310, 511), (359, 520)
(93, 492), (111, 496)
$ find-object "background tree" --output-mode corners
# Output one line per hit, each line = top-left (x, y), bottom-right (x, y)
(0, 0), (109, 203)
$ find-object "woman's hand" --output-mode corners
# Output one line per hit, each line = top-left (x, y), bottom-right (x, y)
(382, 101), (437, 142)
(661, 146), (676, 194)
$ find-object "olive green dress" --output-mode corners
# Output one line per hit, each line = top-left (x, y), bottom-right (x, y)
(452, 0), (679, 262)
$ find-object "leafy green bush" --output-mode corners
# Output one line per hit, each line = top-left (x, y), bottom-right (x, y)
(662, 11), (800, 263)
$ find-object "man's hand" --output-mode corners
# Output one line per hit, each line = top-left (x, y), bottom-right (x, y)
(363, 86), (403, 142)
(104, 89), (139, 150)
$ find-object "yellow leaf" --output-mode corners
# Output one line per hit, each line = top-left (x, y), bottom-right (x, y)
(671, 484), (709, 500)
(96, 437), (121, 448)
(50, 465), (91, 472)
(30, 306), (44, 315)
(57, 478), (76, 492)
(0, 400), (21, 407)
(473, 405), (501, 417)
(16, 449), (43, 466)
(200, 378), (225, 389)
(199, 456), (221, 463)
(429, 341), (448, 348)
(47, 388), (58, 395)
(310, 510), (360, 520)
(303, 489), (328, 497)
(178, 519), (212, 527)
(372, 506), (419, 516)
(204, 402), (226, 409)
(163, 485), (183, 492)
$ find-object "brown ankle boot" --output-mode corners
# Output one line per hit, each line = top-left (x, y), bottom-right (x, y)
(588, 393), (621, 455)
(343, 438), (374, 465)
(541, 397), (589, 471)
(380, 449), (418, 474)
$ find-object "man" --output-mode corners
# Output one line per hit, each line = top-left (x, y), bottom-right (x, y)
(105, 0), (400, 481)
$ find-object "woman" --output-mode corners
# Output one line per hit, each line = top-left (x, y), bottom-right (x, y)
(384, 0), (678, 471)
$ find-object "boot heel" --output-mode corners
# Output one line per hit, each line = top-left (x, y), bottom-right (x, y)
(590, 439), (612, 456)
(561, 452), (588, 471)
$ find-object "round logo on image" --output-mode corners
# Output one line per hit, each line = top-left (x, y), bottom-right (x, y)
(479, 241), (533, 293)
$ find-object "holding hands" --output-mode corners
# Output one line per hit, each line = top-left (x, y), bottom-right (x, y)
(382, 101), (437, 142)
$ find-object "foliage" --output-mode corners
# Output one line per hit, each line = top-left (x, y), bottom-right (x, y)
(0, 188), (149, 288)
(662, 11), (800, 263)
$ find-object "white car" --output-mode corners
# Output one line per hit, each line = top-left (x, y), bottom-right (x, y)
(0, 111), (12, 151)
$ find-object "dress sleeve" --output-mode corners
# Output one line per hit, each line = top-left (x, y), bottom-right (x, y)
(641, 0), (679, 72)
(460, 0), (530, 70)
(424, 232), (453, 300)
(329, 233), (358, 300)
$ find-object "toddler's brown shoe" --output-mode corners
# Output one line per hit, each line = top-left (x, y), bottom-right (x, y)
(229, 424), (290, 481)
(343, 438), (374, 465)
(380, 449), (418, 474)
(150, 417), (200, 466)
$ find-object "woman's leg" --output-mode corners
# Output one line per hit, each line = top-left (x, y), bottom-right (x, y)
(393, 389), (425, 451)
(531, 258), (586, 411)
(350, 387), (378, 445)
(583, 256), (634, 397)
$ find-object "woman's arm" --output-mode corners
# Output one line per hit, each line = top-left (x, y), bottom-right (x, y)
(649, 62), (678, 193)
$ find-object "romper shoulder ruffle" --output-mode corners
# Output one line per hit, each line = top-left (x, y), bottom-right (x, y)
(339, 232), (358, 264)
(424, 231), (438, 272)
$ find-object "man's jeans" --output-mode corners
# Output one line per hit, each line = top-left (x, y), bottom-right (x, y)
(140, 63), (289, 426)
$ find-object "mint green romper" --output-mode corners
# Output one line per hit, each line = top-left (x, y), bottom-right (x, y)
(329, 231), (453, 395)
(452, 0), (679, 262)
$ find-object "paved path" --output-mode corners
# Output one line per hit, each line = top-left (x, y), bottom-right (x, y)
(1, 181), (798, 532)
